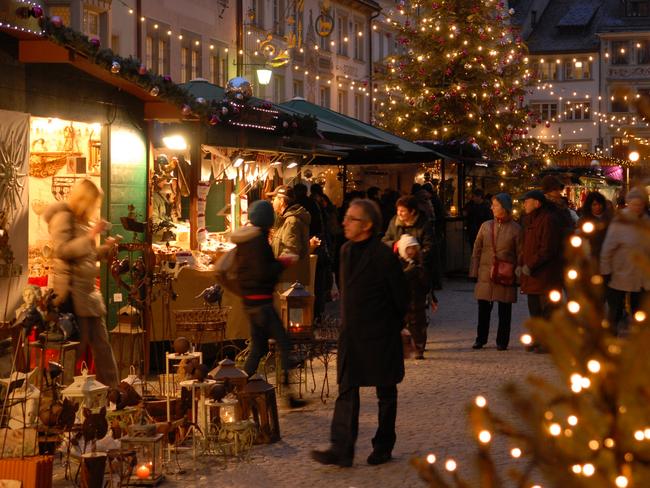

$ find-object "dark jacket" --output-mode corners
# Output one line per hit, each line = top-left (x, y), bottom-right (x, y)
(338, 237), (408, 388)
(519, 206), (563, 295)
(231, 226), (283, 298)
(271, 203), (311, 284)
(402, 259), (430, 313)
(383, 212), (435, 277)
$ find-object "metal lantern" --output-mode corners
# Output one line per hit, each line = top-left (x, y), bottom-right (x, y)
(121, 433), (164, 485)
(61, 364), (109, 421)
(239, 374), (280, 444)
(209, 358), (248, 392)
(279, 281), (314, 339)
(121, 365), (145, 397)
(217, 395), (239, 425)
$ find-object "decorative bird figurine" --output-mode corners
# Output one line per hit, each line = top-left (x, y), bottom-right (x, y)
(82, 407), (108, 452)
(195, 283), (223, 307)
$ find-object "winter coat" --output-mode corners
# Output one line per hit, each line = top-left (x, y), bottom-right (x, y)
(231, 226), (283, 298)
(402, 258), (430, 313)
(271, 203), (311, 284)
(519, 206), (563, 295)
(43, 202), (111, 317)
(577, 212), (612, 273)
(470, 219), (521, 303)
(383, 212), (435, 282)
(600, 209), (650, 292)
(338, 237), (408, 388)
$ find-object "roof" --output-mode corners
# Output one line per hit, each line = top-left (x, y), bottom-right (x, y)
(280, 98), (438, 164)
(597, 0), (650, 34)
(557, 4), (600, 27)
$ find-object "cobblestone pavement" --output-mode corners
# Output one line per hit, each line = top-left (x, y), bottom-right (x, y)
(54, 280), (558, 488)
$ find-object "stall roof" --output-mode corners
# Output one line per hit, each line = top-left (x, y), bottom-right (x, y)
(280, 98), (439, 164)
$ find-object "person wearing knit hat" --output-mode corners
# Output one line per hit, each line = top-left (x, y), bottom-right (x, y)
(395, 234), (430, 360)
(248, 199), (275, 230)
(492, 193), (512, 214)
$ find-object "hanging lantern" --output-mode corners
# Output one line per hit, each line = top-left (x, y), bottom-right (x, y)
(120, 433), (164, 485)
(279, 281), (314, 339)
(121, 366), (145, 397)
(61, 364), (109, 422)
(209, 358), (248, 392)
(239, 374), (280, 444)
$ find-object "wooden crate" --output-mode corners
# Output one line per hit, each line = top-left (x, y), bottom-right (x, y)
(0, 455), (53, 488)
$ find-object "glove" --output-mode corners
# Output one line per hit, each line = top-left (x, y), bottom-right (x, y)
(521, 265), (531, 277)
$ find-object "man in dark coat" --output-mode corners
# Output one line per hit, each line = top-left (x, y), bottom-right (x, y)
(311, 199), (408, 467)
(519, 190), (563, 351)
(463, 188), (493, 247)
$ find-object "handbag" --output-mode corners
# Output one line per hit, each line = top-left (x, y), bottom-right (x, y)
(490, 221), (515, 286)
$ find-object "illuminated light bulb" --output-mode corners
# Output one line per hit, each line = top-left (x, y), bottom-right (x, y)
(615, 475), (628, 488)
(567, 301), (580, 314)
(510, 447), (522, 458)
(549, 423), (561, 436)
(583, 464), (595, 477)
(581, 221), (595, 233)
(634, 430), (645, 441)
(570, 236), (583, 247)
(445, 459), (457, 471)
(634, 311), (646, 322)
(426, 453), (436, 464)
(478, 430), (492, 444)
(520, 334), (533, 345)
(604, 438), (615, 448)
(475, 396), (487, 408)
(589, 440), (600, 450)
(587, 360), (601, 373)
(568, 415), (578, 426)
(644, 428), (650, 439)
(567, 269), (578, 280)
(592, 275), (604, 285)
(571, 464), (582, 474)
(549, 290), (562, 302)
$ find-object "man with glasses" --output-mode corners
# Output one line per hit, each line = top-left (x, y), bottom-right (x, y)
(311, 199), (408, 467)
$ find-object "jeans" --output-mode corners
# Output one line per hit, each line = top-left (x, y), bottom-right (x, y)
(243, 301), (290, 384)
(476, 300), (512, 347)
(330, 384), (398, 460)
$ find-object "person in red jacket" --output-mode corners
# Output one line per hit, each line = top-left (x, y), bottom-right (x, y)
(519, 190), (563, 352)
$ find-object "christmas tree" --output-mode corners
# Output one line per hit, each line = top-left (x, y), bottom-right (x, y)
(375, 0), (534, 158)
(412, 221), (650, 487)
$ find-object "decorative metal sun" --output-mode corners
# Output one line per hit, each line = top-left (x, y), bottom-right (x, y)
(0, 129), (27, 223)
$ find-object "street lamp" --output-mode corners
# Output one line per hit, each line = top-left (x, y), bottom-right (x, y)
(256, 68), (273, 86)
(628, 150), (640, 163)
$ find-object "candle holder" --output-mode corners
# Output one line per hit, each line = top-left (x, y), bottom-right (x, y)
(120, 434), (164, 486)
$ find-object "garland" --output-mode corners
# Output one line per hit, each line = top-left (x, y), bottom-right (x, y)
(37, 15), (315, 136)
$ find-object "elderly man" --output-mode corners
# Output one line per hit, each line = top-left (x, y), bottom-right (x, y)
(311, 199), (408, 467)
(267, 185), (311, 286)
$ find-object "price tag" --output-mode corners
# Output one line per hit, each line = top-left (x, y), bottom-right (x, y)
(113, 293), (123, 303)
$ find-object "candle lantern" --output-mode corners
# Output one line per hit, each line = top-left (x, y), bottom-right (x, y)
(61, 364), (109, 422)
(279, 281), (314, 339)
(121, 365), (145, 397)
(219, 397), (238, 425)
(209, 358), (248, 392)
(120, 433), (164, 485)
(239, 374), (280, 444)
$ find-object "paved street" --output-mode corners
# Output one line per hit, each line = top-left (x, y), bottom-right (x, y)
(54, 279), (558, 487)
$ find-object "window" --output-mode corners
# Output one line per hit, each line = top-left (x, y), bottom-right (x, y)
(530, 102), (558, 121)
(320, 33), (330, 51)
(337, 15), (348, 56)
(181, 48), (188, 83)
(48, 6), (70, 26)
(612, 41), (630, 65)
(611, 95), (629, 113)
(353, 22), (363, 61)
(564, 59), (591, 80)
(293, 80), (304, 98)
(274, 75), (285, 102)
(320, 86), (331, 108)
(111, 35), (120, 55)
(638, 40), (650, 64)
(535, 60), (559, 80)
(375, 30), (384, 62)
(354, 93), (364, 120)
(564, 101), (591, 120)
(626, 0), (650, 17)
(209, 47), (228, 86)
(83, 8), (99, 37)
(191, 50), (198, 79)
(564, 141), (591, 151)
(273, 0), (285, 35)
(255, 0), (265, 28)
(145, 20), (170, 75)
(338, 90), (348, 114)
(181, 32), (202, 82)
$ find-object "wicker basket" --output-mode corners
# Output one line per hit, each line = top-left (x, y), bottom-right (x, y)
(173, 307), (230, 344)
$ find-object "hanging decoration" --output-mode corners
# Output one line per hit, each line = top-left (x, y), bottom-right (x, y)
(315, 0), (334, 38)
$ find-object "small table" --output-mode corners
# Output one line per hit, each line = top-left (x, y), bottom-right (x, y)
(179, 379), (216, 459)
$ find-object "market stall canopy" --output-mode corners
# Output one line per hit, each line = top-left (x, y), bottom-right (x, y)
(415, 140), (500, 166)
(280, 98), (439, 164)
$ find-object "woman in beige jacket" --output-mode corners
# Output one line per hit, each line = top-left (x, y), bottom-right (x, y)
(43, 179), (119, 387)
(469, 193), (521, 350)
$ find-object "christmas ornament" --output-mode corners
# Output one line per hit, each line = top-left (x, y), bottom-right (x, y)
(90, 38), (100, 49)
(138, 65), (147, 75)
(209, 115), (219, 126)
(149, 86), (159, 97)
(110, 61), (121, 74)
(163, 75), (172, 82)
(221, 106), (229, 116)
(31, 6), (44, 18)
(50, 16), (62, 27)
(196, 97), (207, 105)
(181, 105), (192, 117)
(225, 77), (253, 102)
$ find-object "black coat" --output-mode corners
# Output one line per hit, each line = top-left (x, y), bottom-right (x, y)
(337, 237), (408, 388)
(231, 226), (283, 296)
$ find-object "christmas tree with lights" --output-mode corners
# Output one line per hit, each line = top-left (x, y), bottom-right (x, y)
(413, 221), (650, 487)
(375, 0), (534, 158)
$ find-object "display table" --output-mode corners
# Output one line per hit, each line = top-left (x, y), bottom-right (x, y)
(150, 267), (248, 342)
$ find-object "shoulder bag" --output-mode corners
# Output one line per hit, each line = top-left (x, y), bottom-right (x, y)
(490, 221), (515, 286)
